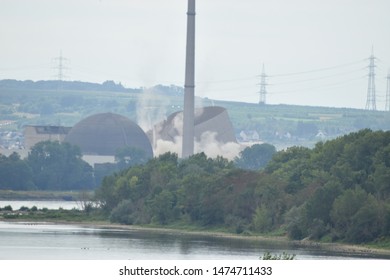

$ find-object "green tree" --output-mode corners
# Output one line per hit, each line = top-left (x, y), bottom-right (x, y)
(115, 146), (150, 170)
(305, 181), (342, 225)
(235, 143), (276, 170)
(284, 205), (308, 240)
(27, 141), (94, 190)
(149, 190), (177, 224)
(110, 199), (136, 225)
(345, 195), (384, 243)
(252, 206), (272, 232)
(0, 152), (35, 190)
(330, 187), (368, 240)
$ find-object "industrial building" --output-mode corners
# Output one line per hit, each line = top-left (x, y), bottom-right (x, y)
(64, 112), (153, 165)
(24, 125), (71, 150)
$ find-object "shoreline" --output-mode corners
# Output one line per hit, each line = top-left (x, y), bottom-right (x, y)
(4, 219), (390, 259)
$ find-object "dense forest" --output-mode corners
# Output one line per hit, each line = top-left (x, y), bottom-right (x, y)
(0, 141), (272, 191)
(95, 129), (390, 244)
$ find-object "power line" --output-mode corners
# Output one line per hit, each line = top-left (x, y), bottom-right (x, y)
(268, 68), (365, 86)
(269, 76), (365, 95)
(197, 75), (258, 84)
(0, 64), (51, 71)
(196, 59), (367, 93)
(268, 59), (366, 77)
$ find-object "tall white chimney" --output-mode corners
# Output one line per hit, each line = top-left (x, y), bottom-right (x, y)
(182, 0), (196, 158)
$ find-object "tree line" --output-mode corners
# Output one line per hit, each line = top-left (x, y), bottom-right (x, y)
(1, 129), (389, 243)
(0, 141), (94, 190)
(95, 129), (390, 244)
(0, 140), (274, 191)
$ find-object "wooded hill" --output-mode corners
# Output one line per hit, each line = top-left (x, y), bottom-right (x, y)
(96, 129), (390, 244)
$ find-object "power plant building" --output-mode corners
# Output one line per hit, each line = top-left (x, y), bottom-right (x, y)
(152, 106), (237, 147)
(64, 113), (153, 165)
(24, 125), (71, 150)
(23, 113), (154, 166)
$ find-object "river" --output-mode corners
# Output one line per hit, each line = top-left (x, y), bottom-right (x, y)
(0, 200), (81, 210)
(0, 201), (388, 260)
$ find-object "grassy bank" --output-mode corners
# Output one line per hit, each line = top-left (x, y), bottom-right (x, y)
(0, 207), (107, 224)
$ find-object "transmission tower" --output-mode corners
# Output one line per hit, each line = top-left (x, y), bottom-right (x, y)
(365, 48), (377, 110)
(52, 51), (69, 84)
(386, 70), (390, 112)
(259, 64), (267, 105)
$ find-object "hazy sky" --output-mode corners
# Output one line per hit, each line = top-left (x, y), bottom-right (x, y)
(1, 0), (390, 109)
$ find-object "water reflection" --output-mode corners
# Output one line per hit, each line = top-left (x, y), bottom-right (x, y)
(0, 221), (387, 260)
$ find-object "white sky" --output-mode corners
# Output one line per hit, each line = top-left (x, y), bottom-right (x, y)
(1, 0), (390, 109)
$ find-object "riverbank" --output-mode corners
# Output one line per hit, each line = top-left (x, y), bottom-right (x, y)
(88, 222), (390, 259)
(2, 202), (390, 260)
(6, 217), (390, 259)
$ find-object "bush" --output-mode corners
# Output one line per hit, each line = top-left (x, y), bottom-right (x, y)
(260, 252), (296, 260)
(1, 205), (13, 211)
(110, 200), (135, 225)
(308, 219), (328, 240)
(284, 206), (308, 240)
(252, 206), (272, 232)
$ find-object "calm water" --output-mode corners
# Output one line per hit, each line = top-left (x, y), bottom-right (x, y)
(0, 201), (388, 260)
(0, 200), (81, 210)
(0, 221), (386, 260)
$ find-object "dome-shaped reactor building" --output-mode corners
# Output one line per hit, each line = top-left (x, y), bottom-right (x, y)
(65, 113), (153, 158)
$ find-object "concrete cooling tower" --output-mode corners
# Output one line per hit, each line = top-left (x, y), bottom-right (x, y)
(65, 112), (153, 158)
(152, 106), (237, 146)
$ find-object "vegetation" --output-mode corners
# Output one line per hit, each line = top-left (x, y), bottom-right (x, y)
(95, 129), (390, 244)
(27, 141), (94, 190)
(0, 141), (95, 190)
(260, 252), (296, 260)
(0, 206), (106, 223)
(234, 143), (277, 170)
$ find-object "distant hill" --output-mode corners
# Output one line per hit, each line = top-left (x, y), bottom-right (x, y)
(0, 79), (389, 150)
(0, 79), (140, 93)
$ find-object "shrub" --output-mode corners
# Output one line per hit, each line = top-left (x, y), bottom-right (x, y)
(1, 205), (13, 211)
(110, 200), (135, 225)
(260, 252), (296, 260)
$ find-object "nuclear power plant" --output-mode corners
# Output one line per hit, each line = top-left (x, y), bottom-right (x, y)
(21, 0), (237, 163)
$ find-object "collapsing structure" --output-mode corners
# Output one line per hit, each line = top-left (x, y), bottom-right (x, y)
(150, 106), (237, 149)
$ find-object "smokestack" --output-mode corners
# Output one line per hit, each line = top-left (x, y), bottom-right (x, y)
(182, 0), (196, 158)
